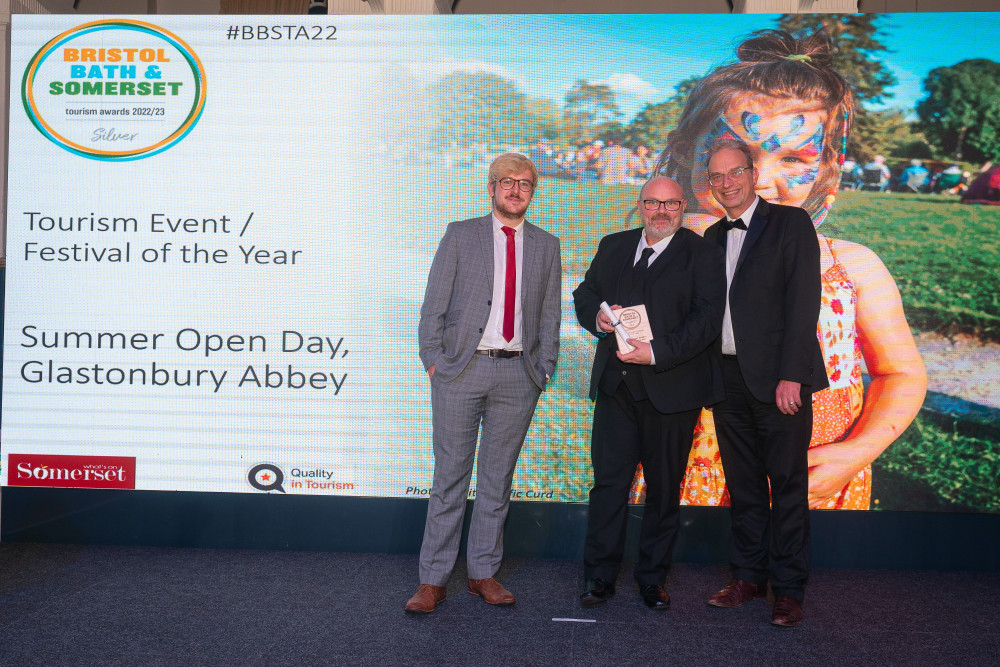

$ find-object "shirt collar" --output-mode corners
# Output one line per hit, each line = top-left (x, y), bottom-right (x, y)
(640, 231), (675, 254)
(492, 213), (524, 236)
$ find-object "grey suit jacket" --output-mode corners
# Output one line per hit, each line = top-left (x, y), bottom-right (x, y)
(418, 214), (561, 390)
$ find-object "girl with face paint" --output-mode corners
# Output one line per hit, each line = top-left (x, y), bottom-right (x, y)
(630, 30), (927, 510)
(688, 97), (827, 227)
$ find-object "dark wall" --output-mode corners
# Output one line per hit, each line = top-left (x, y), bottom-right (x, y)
(2, 487), (998, 571)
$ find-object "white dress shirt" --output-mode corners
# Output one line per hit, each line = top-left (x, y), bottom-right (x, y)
(721, 196), (760, 355)
(636, 232), (675, 365)
(634, 230), (675, 267)
(478, 214), (524, 351)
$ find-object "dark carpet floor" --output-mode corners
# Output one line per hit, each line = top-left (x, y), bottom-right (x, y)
(0, 543), (997, 665)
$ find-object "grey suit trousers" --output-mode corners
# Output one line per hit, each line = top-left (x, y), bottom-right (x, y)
(418, 353), (541, 584)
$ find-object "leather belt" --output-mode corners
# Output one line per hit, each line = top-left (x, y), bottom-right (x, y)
(475, 349), (523, 359)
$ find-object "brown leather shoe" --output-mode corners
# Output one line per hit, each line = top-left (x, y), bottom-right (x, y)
(467, 577), (515, 606)
(771, 595), (804, 627)
(405, 584), (446, 614)
(707, 579), (767, 607)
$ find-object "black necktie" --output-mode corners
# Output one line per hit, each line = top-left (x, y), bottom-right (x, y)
(723, 217), (747, 231)
(629, 247), (655, 305)
(634, 247), (655, 273)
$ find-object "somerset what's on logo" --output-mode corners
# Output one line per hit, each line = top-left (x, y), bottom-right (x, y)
(8, 453), (136, 489)
(22, 19), (206, 160)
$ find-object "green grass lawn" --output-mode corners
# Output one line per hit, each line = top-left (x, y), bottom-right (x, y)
(826, 191), (1000, 341)
(873, 412), (1000, 513)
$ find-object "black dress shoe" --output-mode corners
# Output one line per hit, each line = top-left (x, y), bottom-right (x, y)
(580, 578), (615, 608)
(639, 584), (670, 610)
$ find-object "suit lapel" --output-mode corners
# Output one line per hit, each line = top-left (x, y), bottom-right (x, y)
(707, 220), (727, 251)
(736, 198), (770, 273)
(646, 228), (686, 284)
(521, 222), (539, 305)
(614, 229), (644, 302)
(478, 215), (494, 289)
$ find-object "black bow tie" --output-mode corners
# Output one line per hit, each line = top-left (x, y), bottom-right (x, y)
(722, 218), (747, 231)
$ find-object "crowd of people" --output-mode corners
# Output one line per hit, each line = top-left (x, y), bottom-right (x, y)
(522, 142), (979, 197)
(840, 156), (973, 195)
(528, 136), (656, 185)
(498, 139), (980, 197)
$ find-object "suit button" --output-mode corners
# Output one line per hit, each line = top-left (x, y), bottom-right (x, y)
(621, 370), (627, 376)
(487, 300), (492, 305)
(479, 328), (483, 333)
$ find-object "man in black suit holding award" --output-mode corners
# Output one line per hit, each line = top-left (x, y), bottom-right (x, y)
(701, 138), (828, 627)
(574, 177), (725, 610)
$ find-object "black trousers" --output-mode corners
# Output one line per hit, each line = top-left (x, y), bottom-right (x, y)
(584, 382), (700, 587)
(714, 355), (811, 600)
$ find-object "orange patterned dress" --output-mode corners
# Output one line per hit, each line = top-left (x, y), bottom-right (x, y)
(630, 237), (870, 510)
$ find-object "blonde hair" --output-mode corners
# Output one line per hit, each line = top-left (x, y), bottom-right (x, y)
(489, 153), (538, 184)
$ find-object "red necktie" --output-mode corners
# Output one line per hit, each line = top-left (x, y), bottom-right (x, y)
(502, 226), (516, 342)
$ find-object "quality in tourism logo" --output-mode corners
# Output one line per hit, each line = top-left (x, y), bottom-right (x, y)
(21, 19), (206, 161)
(247, 463), (286, 493)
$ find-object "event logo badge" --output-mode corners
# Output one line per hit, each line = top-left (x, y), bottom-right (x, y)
(21, 19), (206, 161)
(8, 453), (136, 489)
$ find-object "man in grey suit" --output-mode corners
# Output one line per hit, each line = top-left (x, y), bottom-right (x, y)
(406, 153), (561, 614)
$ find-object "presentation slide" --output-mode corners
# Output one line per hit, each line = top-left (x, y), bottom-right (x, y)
(4, 13), (999, 513)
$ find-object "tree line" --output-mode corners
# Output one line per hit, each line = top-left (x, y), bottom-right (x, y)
(424, 14), (1000, 166)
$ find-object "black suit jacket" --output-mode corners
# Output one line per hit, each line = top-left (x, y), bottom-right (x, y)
(573, 226), (726, 415)
(703, 198), (829, 403)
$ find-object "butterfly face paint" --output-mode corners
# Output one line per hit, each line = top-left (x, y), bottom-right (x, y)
(786, 165), (820, 189)
(689, 96), (830, 219)
(741, 111), (763, 141)
(697, 114), (742, 167)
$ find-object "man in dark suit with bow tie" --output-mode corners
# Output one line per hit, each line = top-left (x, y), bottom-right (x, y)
(573, 176), (725, 610)
(701, 137), (828, 627)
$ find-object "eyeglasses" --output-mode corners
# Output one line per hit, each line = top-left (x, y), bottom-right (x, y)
(495, 177), (535, 192)
(708, 166), (752, 186)
(641, 199), (683, 211)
